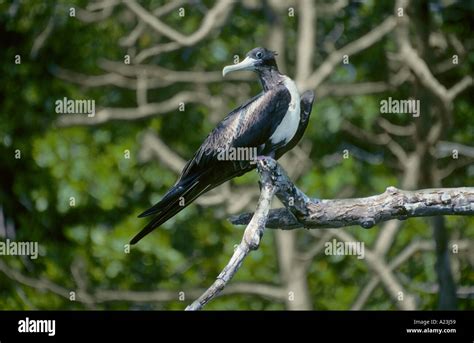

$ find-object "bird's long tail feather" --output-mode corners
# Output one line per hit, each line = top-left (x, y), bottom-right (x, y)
(131, 177), (210, 245)
(137, 177), (197, 218)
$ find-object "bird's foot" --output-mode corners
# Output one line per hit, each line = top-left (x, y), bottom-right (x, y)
(254, 156), (278, 172)
(255, 155), (270, 166)
(250, 155), (267, 165)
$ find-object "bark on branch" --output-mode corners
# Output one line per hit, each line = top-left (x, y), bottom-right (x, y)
(230, 160), (474, 229)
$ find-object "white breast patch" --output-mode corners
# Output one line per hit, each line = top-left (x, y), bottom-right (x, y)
(269, 76), (301, 145)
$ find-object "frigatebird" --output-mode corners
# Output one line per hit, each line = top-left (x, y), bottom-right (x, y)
(131, 47), (315, 244)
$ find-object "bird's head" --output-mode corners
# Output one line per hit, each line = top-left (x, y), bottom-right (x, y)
(222, 47), (278, 77)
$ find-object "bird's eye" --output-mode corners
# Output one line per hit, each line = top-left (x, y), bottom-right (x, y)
(256, 52), (263, 59)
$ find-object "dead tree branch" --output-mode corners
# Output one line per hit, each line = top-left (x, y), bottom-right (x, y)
(186, 157), (473, 310)
(303, 16), (397, 90)
(124, 0), (234, 46)
(56, 91), (210, 126)
(230, 160), (474, 230)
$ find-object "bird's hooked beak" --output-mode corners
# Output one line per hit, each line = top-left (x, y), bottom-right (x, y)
(222, 56), (258, 77)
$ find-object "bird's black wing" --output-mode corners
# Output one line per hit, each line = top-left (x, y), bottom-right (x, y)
(180, 85), (291, 179)
(131, 86), (291, 244)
